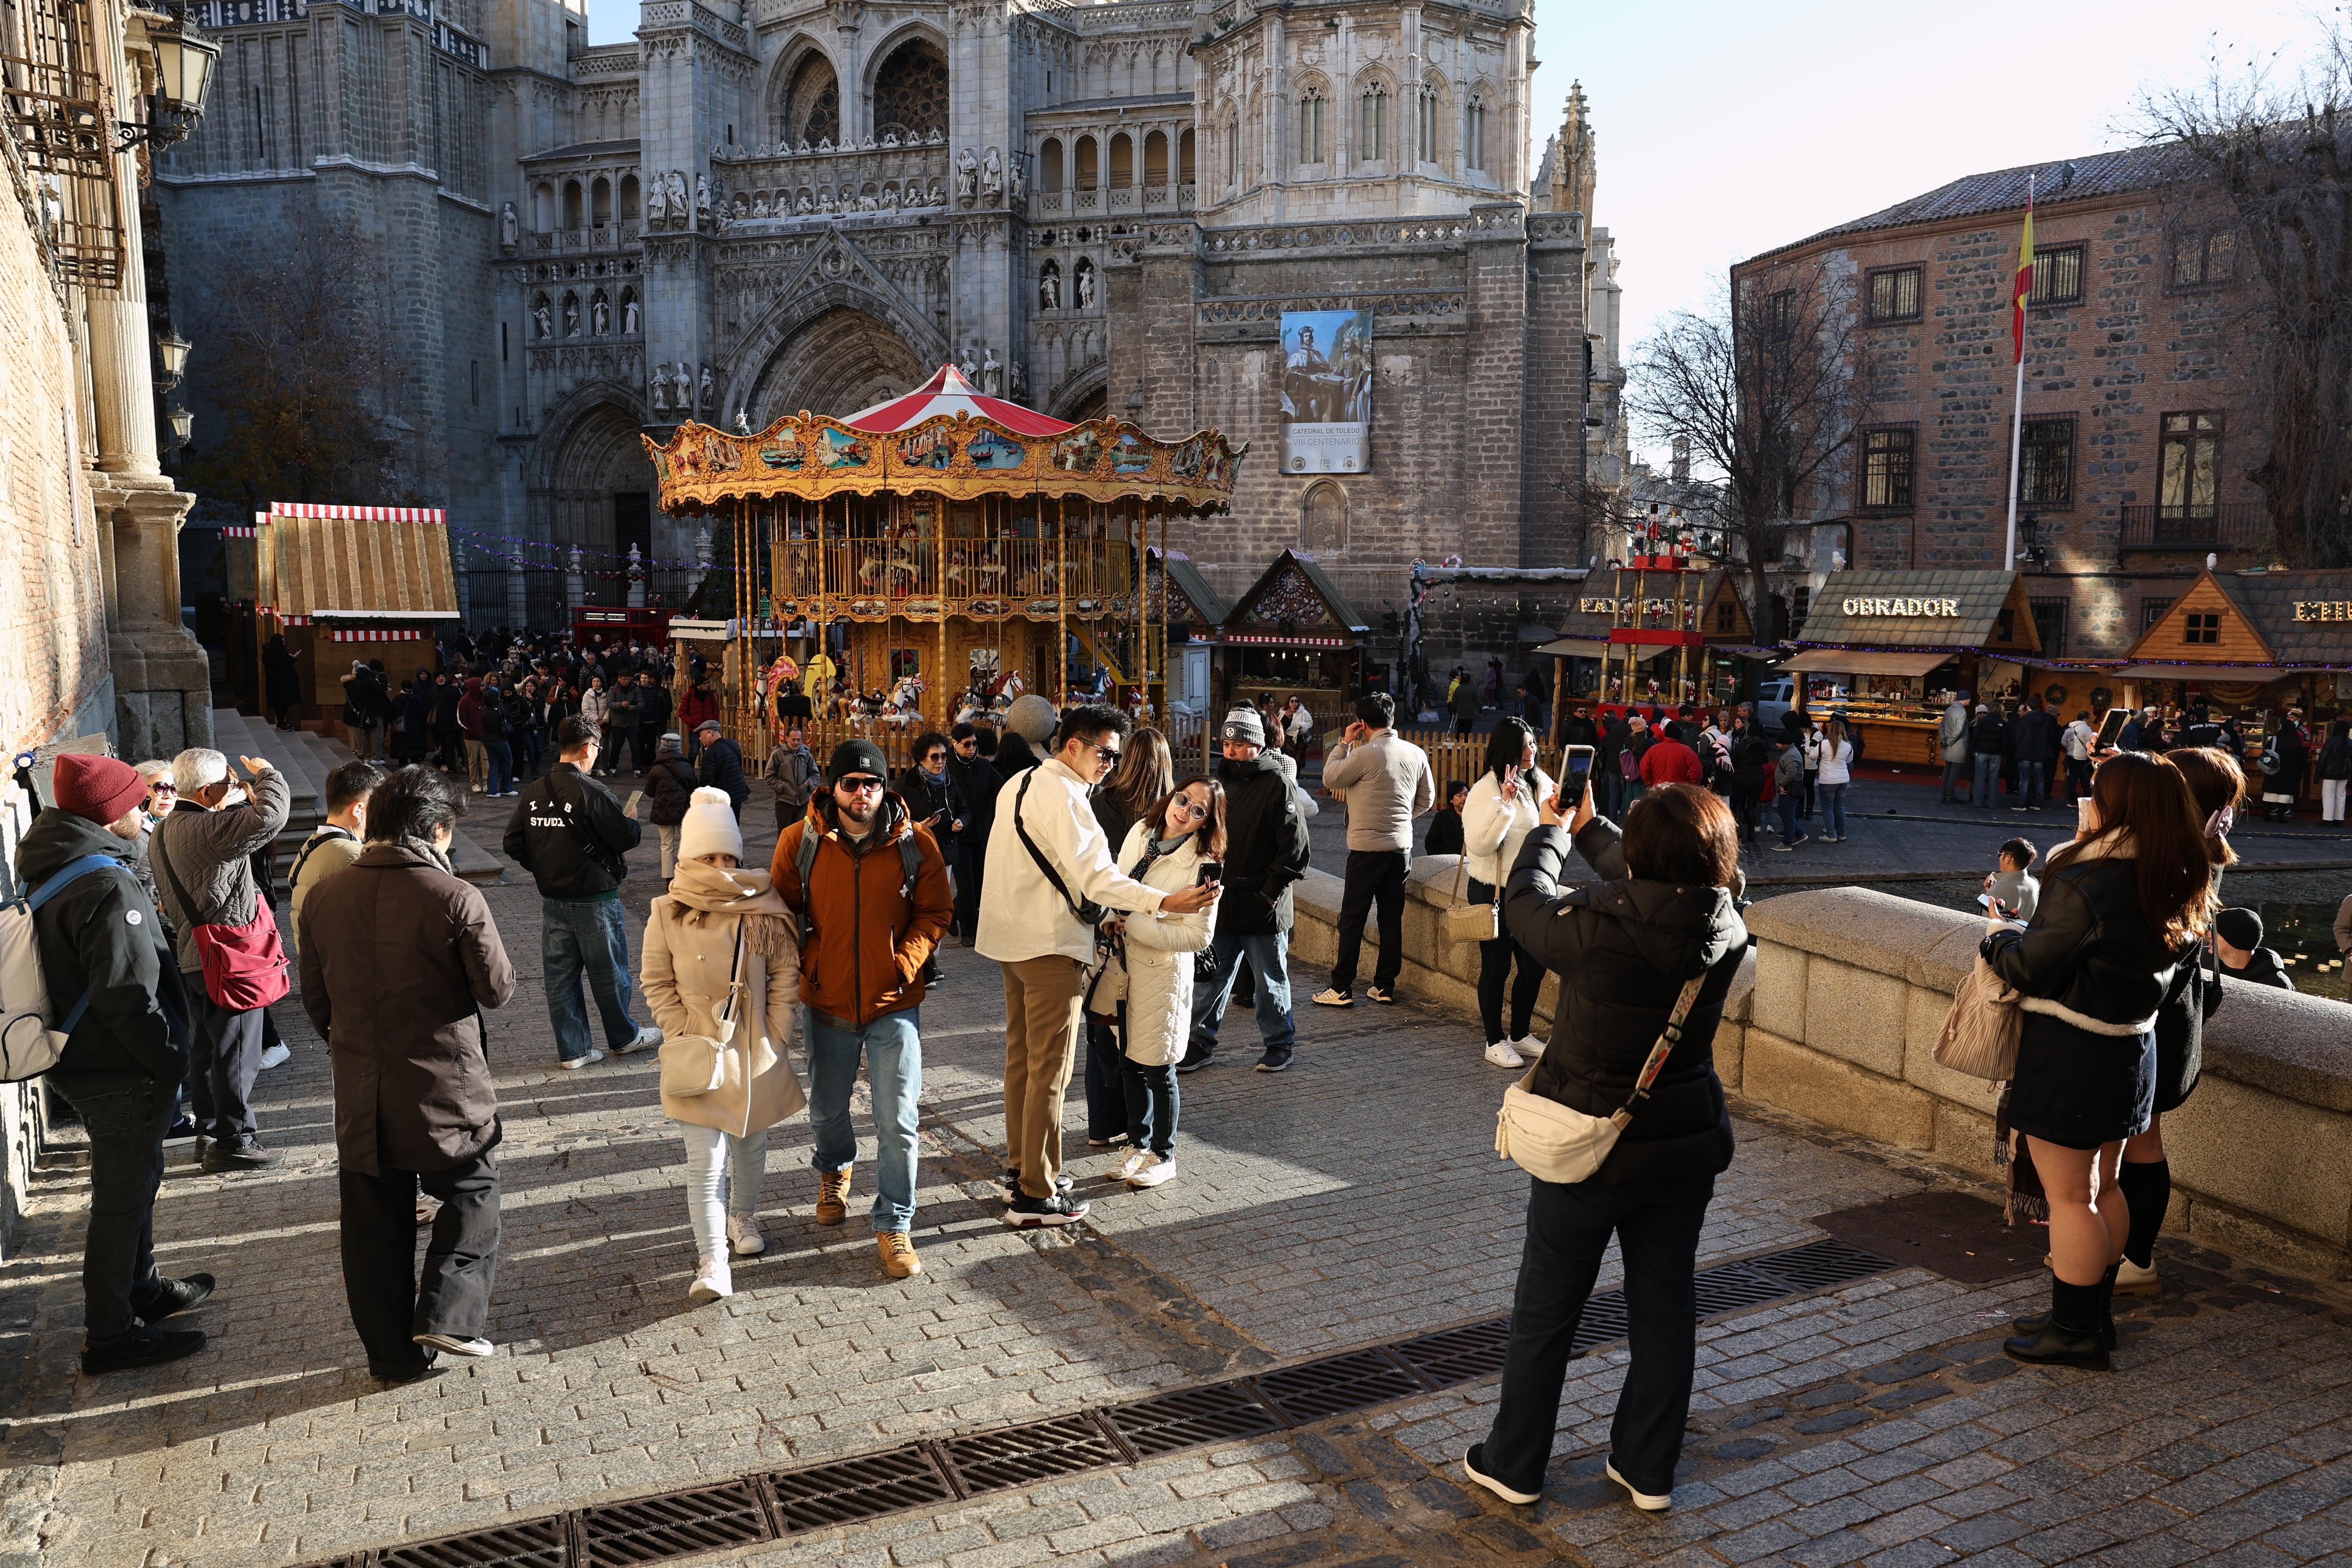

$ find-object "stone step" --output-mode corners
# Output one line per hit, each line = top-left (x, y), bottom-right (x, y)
(208, 709), (319, 879)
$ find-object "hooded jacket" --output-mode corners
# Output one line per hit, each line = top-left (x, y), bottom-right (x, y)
(770, 788), (952, 1026)
(1210, 750), (1312, 936)
(457, 677), (485, 740)
(502, 762), (640, 899)
(640, 859), (806, 1137)
(2010, 706), (2061, 764)
(697, 734), (751, 813)
(1505, 816), (1747, 1186)
(298, 841), (516, 1175)
(14, 810), (191, 1081)
(647, 751), (699, 827)
(1980, 834), (2193, 1033)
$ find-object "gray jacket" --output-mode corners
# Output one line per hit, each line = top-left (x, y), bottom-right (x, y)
(147, 768), (292, 973)
(1322, 731), (1436, 852)
(1939, 703), (1971, 764)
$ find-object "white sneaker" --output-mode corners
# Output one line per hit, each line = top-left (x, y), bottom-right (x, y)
(1116, 1148), (1152, 1181)
(1310, 987), (1353, 1008)
(1126, 1155), (1177, 1189)
(615, 1026), (662, 1055)
(726, 1213), (765, 1257)
(1484, 1041), (1526, 1069)
(1514, 1035), (1547, 1059)
(558, 1049), (606, 1070)
(258, 1043), (292, 1070)
(1605, 1461), (1671, 1512)
(2115, 1256), (2161, 1295)
(413, 1332), (493, 1357)
(688, 1254), (732, 1303)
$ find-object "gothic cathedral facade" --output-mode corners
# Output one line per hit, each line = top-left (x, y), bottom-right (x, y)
(158, 0), (1593, 627)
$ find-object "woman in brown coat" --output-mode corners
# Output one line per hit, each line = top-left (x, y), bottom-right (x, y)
(641, 788), (805, 1302)
(297, 766), (516, 1383)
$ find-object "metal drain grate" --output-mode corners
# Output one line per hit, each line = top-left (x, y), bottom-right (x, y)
(1694, 1264), (1805, 1317)
(1254, 1348), (1426, 1424)
(1570, 1294), (1633, 1354)
(770, 1446), (955, 1530)
(1747, 1236), (1897, 1294)
(374, 1518), (567, 1568)
(1107, 1380), (1288, 1456)
(578, 1480), (774, 1566)
(1391, 1317), (1513, 1389)
(939, 1413), (1127, 1495)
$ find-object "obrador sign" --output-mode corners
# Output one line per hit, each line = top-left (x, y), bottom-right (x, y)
(1842, 596), (1961, 617)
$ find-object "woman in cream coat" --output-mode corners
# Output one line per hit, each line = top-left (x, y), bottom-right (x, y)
(641, 788), (807, 1302)
(1462, 717), (1556, 1069)
(1092, 776), (1223, 1190)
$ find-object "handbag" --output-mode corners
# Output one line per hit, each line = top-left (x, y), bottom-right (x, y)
(1442, 851), (1500, 944)
(151, 823), (290, 1011)
(659, 923), (744, 1098)
(1495, 973), (1706, 1183)
(1932, 955), (2023, 1081)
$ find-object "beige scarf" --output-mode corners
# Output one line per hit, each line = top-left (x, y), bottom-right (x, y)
(664, 858), (793, 960)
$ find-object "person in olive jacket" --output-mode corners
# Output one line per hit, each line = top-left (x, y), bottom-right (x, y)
(1464, 780), (1748, 1517)
(299, 765), (516, 1384)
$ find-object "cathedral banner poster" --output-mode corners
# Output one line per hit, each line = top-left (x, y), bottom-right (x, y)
(1280, 309), (1372, 475)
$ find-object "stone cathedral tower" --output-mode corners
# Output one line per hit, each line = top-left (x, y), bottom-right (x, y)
(159, 0), (1603, 634)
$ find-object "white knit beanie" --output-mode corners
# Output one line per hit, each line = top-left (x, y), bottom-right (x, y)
(677, 786), (743, 864)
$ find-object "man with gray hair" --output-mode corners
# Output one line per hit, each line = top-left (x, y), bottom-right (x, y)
(148, 748), (291, 1171)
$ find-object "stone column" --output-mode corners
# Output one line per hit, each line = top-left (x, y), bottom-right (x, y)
(95, 0), (208, 760)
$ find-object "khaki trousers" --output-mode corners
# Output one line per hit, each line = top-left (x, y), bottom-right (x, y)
(1000, 954), (1087, 1201)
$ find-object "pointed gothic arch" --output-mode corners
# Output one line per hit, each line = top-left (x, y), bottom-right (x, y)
(771, 41), (839, 146)
(731, 302), (933, 429)
(530, 388), (659, 621)
(868, 33), (948, 142)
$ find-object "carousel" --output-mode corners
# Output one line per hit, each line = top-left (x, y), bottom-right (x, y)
(643, 366), (1245, 745)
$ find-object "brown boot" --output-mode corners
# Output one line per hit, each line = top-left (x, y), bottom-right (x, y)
(877, 1230), (922, 1279)
(815, 1168), (852, 1226)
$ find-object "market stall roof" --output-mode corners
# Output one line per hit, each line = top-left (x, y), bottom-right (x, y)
(2117, 663), (2295, 681)
(257, 503), (461, 620)
(1532, 637), (1675, 663)
(1224, 549), (1371, 641)
(1780, 649), (1953, 677)
(843, 364), (1074, 437)
(2124, 568), (2352, 670)
(1790, 569), (2042, 656)
(1152, 549), (1231, 628)
(1412, 565), (1592, 585)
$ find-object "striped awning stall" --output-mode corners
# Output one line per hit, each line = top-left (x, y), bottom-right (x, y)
(261, 502), (461, 621)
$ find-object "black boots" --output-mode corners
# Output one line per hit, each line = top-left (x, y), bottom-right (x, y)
(2006, 1271), (2114, 1369)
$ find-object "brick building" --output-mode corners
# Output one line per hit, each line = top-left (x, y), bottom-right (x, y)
(1733, 146), (2267, 660)
(156, 0), (1606, 664)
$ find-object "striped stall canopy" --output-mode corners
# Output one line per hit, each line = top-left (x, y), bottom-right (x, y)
(327, 629), (425, 642)
(261, 502), (461, 621)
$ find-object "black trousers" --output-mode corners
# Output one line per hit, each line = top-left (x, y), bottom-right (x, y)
(1481, 1173), (1716, 1498)
(184, 974), (263, 1142)
(1083, 1014), (1128, 1141)
(954, 842), (984, 939)
(1468, 879), (1546, 1045)
(339, 1146), (502, 1377)
(1120, 1054), (1178, 1157)
(1329, 848), (1408, 994)
(47, 1069), (175, 1344)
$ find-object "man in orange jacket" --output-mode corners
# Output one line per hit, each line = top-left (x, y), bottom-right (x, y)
(771, 739), (953, 1278)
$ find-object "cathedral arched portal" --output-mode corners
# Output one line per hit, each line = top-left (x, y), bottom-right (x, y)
(532, 396), (660, 623)
(739, 306), (929, 428)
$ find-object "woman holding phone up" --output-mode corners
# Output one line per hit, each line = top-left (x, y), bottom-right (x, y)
(1462, 718), (1556, 1068)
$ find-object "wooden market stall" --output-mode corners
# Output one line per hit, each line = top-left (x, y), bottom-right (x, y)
(641, 365), (1244, 745)
(247, 503), (461, 722)
(1210, 550), (1370, 748)
(1778, 569), (2042, 766)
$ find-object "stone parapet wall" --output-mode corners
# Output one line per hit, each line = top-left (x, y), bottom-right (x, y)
(1291, 868), (2352, 1279)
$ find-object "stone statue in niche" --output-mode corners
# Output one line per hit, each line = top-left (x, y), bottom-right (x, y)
(960, 348), (978, 382)
(752, 193), (771, 217)
(981, 348), (1001, 394)
(1075, 258), (1097, 309)
(665, 170), (690, 226)
(533, 298), (553, 338)
(562, 295), (580, 336)
(955, 148), (977, 203)
(645, 175), (668, 226)
(982, 147), (1003, 201)
(818, 188), (836, 214)
(695, 172), (712, 223)
(1039, 265), (1059, 310)
(590, 293), (610, 335)
(622, 294), (640, 334)
(651, 368), (670, 413)
(882, 185), (899, 212)
(675, 363), (695, 410)
(1009, 157), (1023, 199)
(699, 365), (715, 410)
(799, 191), (815, 215)
(1009, 358), (1025, 397)
(500, 202), (518, 249)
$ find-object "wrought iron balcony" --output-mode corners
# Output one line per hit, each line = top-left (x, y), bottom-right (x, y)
(2116, 503), (2274, 558)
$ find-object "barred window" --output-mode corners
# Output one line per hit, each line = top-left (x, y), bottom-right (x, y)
(2029, 245), (2084, 305)
(2021, 418), (2074, 504)
(2140, 597), (2174, 630)
(1867, 266), (1922, 323)
(2169, 227), (2237, 289)
(1861, 427), (1915, 509)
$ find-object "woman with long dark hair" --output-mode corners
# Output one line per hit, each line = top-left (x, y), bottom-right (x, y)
(1985, 751), (2213, 1369)
(1462, 782), (1748, 1514)
(1083, 726), (1178, 1146)
(1461, 718), (1556, 1068)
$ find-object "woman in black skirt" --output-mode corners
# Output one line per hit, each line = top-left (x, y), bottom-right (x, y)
(1982, 751), (2213, 1369)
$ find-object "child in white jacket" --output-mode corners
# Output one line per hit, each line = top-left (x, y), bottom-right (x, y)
(1089, 776), (1222, 1188)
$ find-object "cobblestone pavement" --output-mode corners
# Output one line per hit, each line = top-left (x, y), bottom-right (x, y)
(2, 784), (2348, 1568)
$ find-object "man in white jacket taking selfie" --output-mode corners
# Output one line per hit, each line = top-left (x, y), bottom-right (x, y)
(977, 703), (1221, 1227)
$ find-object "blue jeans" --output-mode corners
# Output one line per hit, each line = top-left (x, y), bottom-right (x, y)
(804, 1007), (922, 1230)
(1777, 790), (1804, 845)
(485, 738), (514, 796)
(540, 896), (642, 1062)
(1819, 783), (1848, 839)
(2016, 759), (2046, 808)
(1189, 926), (1295, 1057)
(1972, 753), (2001, 806)
(1479, 1174), (1716, 1498)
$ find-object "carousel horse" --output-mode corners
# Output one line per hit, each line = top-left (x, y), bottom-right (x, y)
(883, 674), (926, 729)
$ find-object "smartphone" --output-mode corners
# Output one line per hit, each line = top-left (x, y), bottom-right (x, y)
(2096, 707), (2131, 751)
(1196, 860), (1223, 887)
(1563, 745), (1596, 798)
(623, 790), (644, 817)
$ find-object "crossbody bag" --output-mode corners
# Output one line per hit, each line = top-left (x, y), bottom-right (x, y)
(151, 820), (290, 1012)
(1494, 972), (1705, 1185)
(659, 920), (744, 1098)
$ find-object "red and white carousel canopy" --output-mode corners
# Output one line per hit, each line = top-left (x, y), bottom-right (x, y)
(843, 364), (1074, 438)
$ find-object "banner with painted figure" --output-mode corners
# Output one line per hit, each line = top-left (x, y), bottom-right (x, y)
(1280, 308), (1371, 475)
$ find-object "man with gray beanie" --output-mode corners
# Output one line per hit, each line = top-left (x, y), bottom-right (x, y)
(1181, 705), (1312, 1074)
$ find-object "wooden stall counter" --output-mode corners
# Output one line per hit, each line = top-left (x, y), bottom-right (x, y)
(1844, 713), (1943, 768)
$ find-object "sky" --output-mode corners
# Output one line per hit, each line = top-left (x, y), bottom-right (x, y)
(581, 0), (2327, 352)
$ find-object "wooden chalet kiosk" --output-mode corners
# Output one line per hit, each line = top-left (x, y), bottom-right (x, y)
(642, 366), (1244, 744)
(242, 503), (460, 721)
(1209, 550), (1369, 742)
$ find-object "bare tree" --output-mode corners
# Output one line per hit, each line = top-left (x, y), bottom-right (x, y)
(2140, 24), (2352, 566)
(1627, 263), (1873, 640)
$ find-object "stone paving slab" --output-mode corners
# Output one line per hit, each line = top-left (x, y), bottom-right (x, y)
(1, 780), (2347, 1568)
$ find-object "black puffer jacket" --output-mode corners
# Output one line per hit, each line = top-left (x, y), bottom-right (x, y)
(2010, 707), (2061, 764)
(1980, 838), (2192, 1027)
(13, 810), (191, 1081)
(2153, 939), (2222, 1110)
(1212, 750), (1312, 936)
(1504, 817), (1748, 1187)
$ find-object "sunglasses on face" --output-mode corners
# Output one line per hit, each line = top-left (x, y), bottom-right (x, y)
(924, 752), (946, 764)
(836, 776), (885, 794)
(1091, 745), (1120, 765)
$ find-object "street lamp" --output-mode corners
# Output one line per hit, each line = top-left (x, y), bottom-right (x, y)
(165, 402), (193, 451)
(119, 9), (221, 151)
(154, 325), (189, 392)
(2018, 511), (2050, 570)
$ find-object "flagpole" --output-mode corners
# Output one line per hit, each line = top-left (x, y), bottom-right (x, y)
(2003, 172), (2034, 571)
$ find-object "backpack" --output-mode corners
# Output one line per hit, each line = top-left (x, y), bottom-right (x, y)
(0, 855), (125, 1081)
(793, 816), (938, 987)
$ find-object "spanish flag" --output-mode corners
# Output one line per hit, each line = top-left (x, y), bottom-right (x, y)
(2010, 198), (2035, 364)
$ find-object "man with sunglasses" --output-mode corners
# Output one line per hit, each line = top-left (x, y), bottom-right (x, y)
(977, 705), (1220, 1226)
(944, 724), (1002, 946)
(770, 740), (953, 1277)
